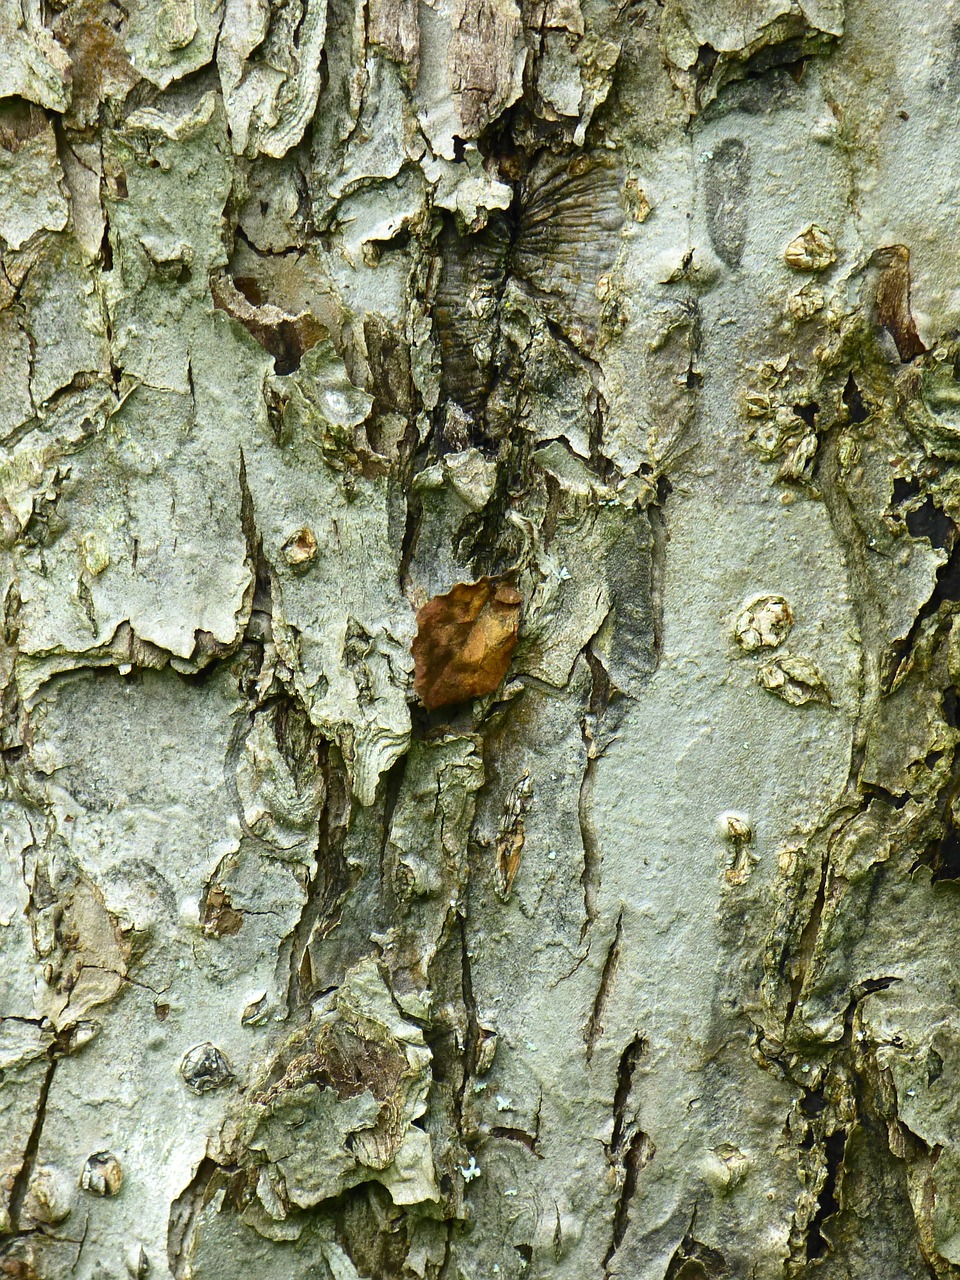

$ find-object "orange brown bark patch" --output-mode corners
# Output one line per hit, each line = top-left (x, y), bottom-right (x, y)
(412, 578), (521, 710)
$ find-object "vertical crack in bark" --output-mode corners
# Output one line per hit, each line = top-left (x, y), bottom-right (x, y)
(578, 748), (601, 940)
(237, 448), (272, 654)
(787, 979), (898, 1272)
(814, 412), (885, 794)
(5, 1053), (57, 1234)
(883, 526), (960, 699)
(454, 913), (480, 1146)
(649, 475), (671, 669)
(397, 488), (423, 597)
(166, 1157), (221, 1278)
(579, 646), (611, 940)
(778, 398), (902, 1032)
(286, 742), (351, 1010)
(664, 1225), (727, 1280)
(805, 1127), (847, 1262)
(783, 838), (831, 1031)
(603, 1035), (654, 1272)
(584, 908), (623, 1061)
(378, 749), (410, 896)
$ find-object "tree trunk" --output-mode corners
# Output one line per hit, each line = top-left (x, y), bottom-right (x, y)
(2, 1), (960, 1276)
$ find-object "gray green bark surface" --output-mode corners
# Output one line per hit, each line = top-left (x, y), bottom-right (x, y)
(2, 0), (960, 1276)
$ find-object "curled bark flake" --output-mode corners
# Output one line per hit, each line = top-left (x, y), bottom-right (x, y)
(282, 525), (318, 568)
(200, 884), (243, 937)
(179, 1043), (235, 1095)
(874, 245), (926, 362)
(412, 578), (521, 710)
(784, 224), (836, 272)
(733, 593), (794, 651)
(757, 654), (831, 706)
(79, 1152), (122, 1197)
(494, 771), (532, 900)
(211, 273), (327, 374)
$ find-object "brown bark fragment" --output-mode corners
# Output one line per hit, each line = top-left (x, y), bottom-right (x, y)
(450, 0), (522, 137)
(201, 885), (243, 937)
(412, 578), (521, 709)
(0, 101), (47, 153)
(211, 273), (327, 373)
(874, 245), (926, 362)
(368, 0), (420, 76)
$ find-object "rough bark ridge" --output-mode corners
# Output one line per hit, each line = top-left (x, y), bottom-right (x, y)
(3, 0), (960, 1276)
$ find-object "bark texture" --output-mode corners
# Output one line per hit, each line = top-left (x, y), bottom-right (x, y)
(2, 1), (960, 1277)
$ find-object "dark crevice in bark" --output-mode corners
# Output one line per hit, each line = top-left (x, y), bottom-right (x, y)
(286, 744), (352, 1010)
(805, 1127), (847, 1261)
(489, 1126), (542, 1156)
(603, 1035), (654, 1272)
(584, 909), (623, 1060)
(904, 495), (954, 548)
(649, 474), (672, 668)
(238, 448), (272, 654)
(397, 488), (423, 598)
(459, 433), (533, 579)
(783, 842), (830, 1031)
(453, 913), (480, 1144)
(514, 1242), (534, 1270)
(882, 530), (960, 697)
(578, 745), (601, 940)
(166, 1157), (221, 1278)
(377, 749), (410, 896)
(603, 1127), (656, 1271)
(913, 721), (960, 880)
(785, 981), (900, 1272)
(5, 1054), (57, 1234)
(664, 1231), (728, 1279)
(610, 1036), (645, 1154)
(578, 645), (612, 940)
(331, 1183), (410, 1280)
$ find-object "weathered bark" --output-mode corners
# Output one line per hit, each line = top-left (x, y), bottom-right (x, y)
(2, 0), (960, 1277)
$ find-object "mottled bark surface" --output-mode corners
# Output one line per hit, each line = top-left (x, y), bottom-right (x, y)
(3, 0), (960, 1276)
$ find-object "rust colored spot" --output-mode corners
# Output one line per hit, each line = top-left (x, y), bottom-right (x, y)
(413, 578), (521, 710)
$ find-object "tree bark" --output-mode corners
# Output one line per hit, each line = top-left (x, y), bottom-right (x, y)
(2, 1), (960, 1277)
